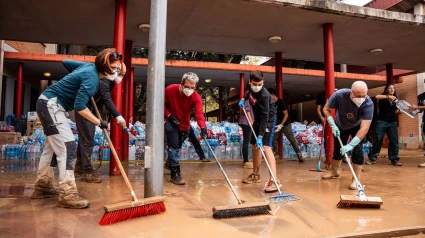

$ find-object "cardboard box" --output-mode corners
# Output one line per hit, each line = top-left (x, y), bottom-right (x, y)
(27, 118), (42, 137)
(0, 132), (21, 145)
(28, 112), (38, 120)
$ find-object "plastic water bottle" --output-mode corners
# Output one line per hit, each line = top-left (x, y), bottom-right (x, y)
(393, 99), (420, 118)
(225, 144), (232, 159)
(92, 145), (99, 161)
(0, 145), (6, 159)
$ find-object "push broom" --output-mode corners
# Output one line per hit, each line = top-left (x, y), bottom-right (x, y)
(203, 136), (271, 219)
(90, 98), (166, 225)
(309, 121), (326, 172)
(242, 108), (299, 203)
(336, 136), (383, 208)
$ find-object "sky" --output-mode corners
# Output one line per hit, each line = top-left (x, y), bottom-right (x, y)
(343, 0), (371, 6)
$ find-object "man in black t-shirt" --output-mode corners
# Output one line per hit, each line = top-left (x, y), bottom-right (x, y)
(268, 88), (304, 162)
(411, 92), (425, 167)
(316, 91), (326, 124)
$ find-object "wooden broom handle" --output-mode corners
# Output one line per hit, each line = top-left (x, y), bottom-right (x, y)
(90, 97), (139, 202)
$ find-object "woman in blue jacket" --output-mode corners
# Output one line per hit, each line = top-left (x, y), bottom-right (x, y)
(31, 48), (124, 209)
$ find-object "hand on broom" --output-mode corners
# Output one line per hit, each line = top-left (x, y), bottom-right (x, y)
(340, 136), (361, 155)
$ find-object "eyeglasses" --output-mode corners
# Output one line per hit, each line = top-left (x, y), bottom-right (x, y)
(110, 52), (122, 60)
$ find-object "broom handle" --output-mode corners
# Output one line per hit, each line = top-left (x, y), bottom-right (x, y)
(337, 136), (365, 193)
(242, 108), (283, 195)
(203, 137), (243, 204)
(91, 97), (139, 202)
(318, 121), (326, 161)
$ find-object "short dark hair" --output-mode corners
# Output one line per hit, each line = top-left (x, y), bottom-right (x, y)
(95, 48), (122, 75)
(249, 70), (264, 82)
(267, 88), (276, 95)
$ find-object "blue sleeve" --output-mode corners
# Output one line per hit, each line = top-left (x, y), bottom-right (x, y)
(362, 102), (374, 120)
(327, 92), (339, 109)
(74, 78), (98, 111)
(62, 60), (86, 73)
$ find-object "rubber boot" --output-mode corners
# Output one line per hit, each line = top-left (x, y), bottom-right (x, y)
(31, 167), (58, 199)
(81, 171), (102, 183)
(349, 164), (362, 190)
(322, 159), (342, 179)
(170, 165), (185, 185)
(297, 152), (305, 163)
(57, 181), (90, 209)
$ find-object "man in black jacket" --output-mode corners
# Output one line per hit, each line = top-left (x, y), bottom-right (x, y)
(74, 61), (127, 183)
(239, 70), (281, 193)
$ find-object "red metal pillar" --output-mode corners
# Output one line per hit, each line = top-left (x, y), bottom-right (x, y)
(110, 0), (127, 175)
(275, 52), (283, 160)
(386, 63), (393, 85)
(324, 23), (335, 165)
(15, 63), (23, 119)
(239, 73), (245, 115)
(129, 68), (135, 124)
(122, 40), (132, 161)
(218, 86), (223, 121)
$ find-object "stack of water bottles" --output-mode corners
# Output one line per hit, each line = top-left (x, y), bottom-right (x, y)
(282, 122), (324, 159)
(0, 128), (45, 160)
(90, 126), (110, 161)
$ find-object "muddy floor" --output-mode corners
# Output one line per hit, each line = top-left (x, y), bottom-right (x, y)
(0, 154), (424, 238)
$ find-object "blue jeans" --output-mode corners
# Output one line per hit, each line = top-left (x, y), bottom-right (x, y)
(165, 121), (189, 167)
(369, 120), (399, 162)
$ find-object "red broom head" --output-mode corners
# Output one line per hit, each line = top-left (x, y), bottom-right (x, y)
(99, 201), (166, 226)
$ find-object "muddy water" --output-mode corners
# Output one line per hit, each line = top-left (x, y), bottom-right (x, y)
(0, 158), (424, 237)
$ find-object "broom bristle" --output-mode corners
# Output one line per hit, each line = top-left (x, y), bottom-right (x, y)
(99, 201), (166, 226)
(337, 195), (383, 209)
(269, 194), (300, 203)
(213, 204), (271, 219)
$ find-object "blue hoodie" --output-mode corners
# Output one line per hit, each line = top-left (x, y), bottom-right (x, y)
(42, 60), (99, 112)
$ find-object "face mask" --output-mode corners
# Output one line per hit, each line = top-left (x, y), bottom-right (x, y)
(105, 71), (118, 81)
(183, 87), (194, 97)
(251, 85), (262, 93)
(114, 76), (123, 84)
(351, 97), (365, 107)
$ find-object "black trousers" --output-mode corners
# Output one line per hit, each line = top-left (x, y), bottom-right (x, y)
(239, 124), (252, 163)
(74, 112), (96, 172)
(188, 127), (206, 160)
(333, 125), (364, 165)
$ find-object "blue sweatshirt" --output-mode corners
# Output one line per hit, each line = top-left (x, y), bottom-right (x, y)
(42, 60), (99, 112)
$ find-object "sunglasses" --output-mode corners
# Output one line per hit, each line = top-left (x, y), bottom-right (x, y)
(110, 52), (123, 60)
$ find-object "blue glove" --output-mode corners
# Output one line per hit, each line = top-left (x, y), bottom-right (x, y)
(255, 136), (263, 149)
(340, 136), (361, 155)
(326, 116), (340, 137)
(238, 99), (245, 108)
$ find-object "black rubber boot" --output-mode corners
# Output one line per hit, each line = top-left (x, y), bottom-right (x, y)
(170, 165), (185, 185)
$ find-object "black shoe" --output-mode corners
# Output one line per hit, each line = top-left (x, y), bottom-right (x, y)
(164, 160), (170, 170)
(170, 165), (185, 185)
(391, 160), (402, 166)
(200, 157), (210, 162)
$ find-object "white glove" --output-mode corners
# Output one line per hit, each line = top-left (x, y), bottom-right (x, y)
(116, 115), (126, 127)
(275, 124), (283, 133)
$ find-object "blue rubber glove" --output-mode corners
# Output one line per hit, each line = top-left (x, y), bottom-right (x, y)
(340, 136), (361, 155)
(238, 99), (245, 108)
(326, 116), (340, 137)
(255, 136), (263, 149)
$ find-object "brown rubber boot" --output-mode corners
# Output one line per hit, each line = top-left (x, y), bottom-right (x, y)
(31, 168), (57, 199)
(170, 165), (185, 185)
(57, 181), (89, 209)
(297, 152), (305, 163)
(322, 159), (342, 179)
(81, 171), (102, 183)
(349, 164), (362, 190)
(74, 164), (83, 178)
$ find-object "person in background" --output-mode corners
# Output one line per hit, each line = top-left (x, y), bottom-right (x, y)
(366, 84), (402, 166)
(409, 89), (425, 168)
(74, 49), (128, 183)
(268, 88), (304, 162)
(164, 72), (207, 185)
(239, 70), (281, 193)
(238, 98), (254, 169)
(322, 81), (374, 190)
(31, 50), (112, 209)
(316, 91), (326, 124)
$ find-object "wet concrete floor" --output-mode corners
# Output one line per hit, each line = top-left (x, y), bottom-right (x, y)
(0, 155), (424, 238)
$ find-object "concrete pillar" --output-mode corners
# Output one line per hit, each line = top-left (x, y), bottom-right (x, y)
(323, 23), (335, 166)
(386, 63), (394, 85)
(122, 40), (132, 161)
(414, 3), (424, 15)
(15, 63), (23, 119)
(110, 0), (127, 176)
(219, 86), (223, 121)
(297, 103), (303, 122)
(340, 64), (347, 73)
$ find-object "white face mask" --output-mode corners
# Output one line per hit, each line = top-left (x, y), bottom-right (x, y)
(351, 97), (366, 107)
(183, 87), (194, 97)
(251, 85), (263, 93)
(114, 76), (123, 84)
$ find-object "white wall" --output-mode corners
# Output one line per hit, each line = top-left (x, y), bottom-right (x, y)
(4, 77), (15, 117)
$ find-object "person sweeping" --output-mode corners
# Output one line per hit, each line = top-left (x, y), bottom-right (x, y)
(239, 70), (281, 193)
(30, 50), (114, 209)
(322, 81), (374, 190)
(164, 72), (207, 185)
(74, 49), (128, 183)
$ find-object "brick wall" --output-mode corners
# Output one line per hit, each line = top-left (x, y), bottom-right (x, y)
(368, 75), (420, 148)
(5, 41), (45, 54)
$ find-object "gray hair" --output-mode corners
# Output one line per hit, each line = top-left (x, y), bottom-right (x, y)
(351, 81), (368, 93)
(181, 72), (199, 84)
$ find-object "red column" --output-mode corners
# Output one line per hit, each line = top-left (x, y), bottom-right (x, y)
(110, 0), (127, 175)
(218, 87), (223, 121)
(239, 73), (244, 115)
(386, 63), (393, 85)
(122, 40), (132, 161)
(324, 23), (335, 166)
(15, 63), (23, 119)
(129, 68), (135, 124)
(275, 52), (283, 160)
